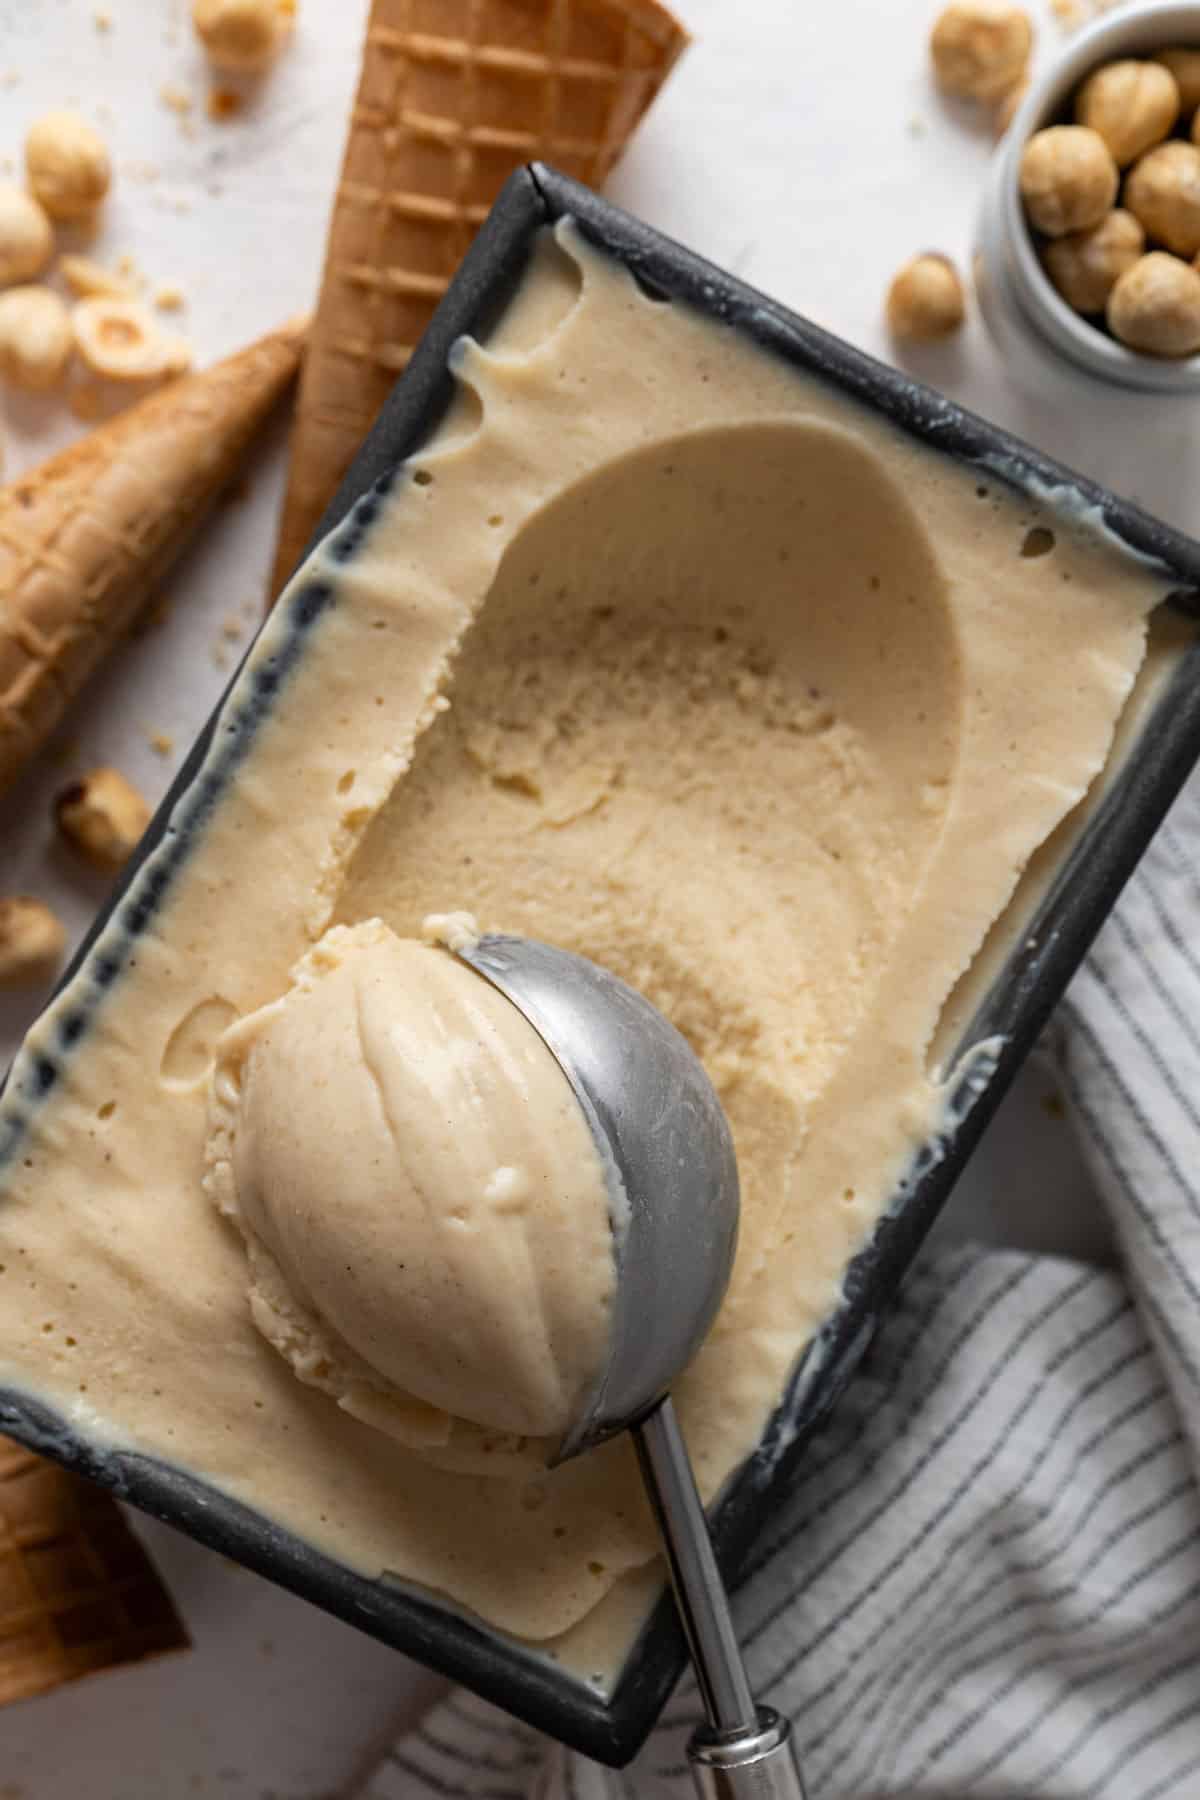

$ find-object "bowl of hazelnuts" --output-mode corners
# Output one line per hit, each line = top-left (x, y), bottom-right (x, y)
(981, 0), (1200, 389)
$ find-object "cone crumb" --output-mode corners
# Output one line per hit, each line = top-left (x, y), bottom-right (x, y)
(154, 284), (186, 312)
(55, 768), (150, 869)
(207, 88), (244, 121)
(0, 897), (66, 987)
(159, 83), (193, 116)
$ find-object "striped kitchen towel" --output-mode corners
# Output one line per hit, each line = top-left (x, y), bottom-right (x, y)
(361, 773), (1200, 1800)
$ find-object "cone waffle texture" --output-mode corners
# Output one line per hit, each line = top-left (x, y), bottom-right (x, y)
(0, 1434), (187, 1705)
(270, 0), (688, 590)
(0, 317), (306, 798)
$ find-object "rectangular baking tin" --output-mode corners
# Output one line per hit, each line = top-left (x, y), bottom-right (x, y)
(3, 166), (1200, 1767)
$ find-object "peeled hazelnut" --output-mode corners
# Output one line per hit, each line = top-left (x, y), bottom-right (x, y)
(55, 767), (151, 868)
(1042, 208), (1145, 313)
(885, 253), (966, 340)
(1019, 126), (1118, 236)
(0, 185), (53, 287)
(1075, 60), (1179, 168)
(72, 297), (191, 381)
(0, 286), (72, 389)
(1154, 48), (1200, 117)
(1125, 141), (1200, 258)
(930, 2), (1032, 101)
(192, 0), (294, 72)
(0, 897), (65, 987)
(25, 111), (110, 219)
(1106, 252), (1200, 357)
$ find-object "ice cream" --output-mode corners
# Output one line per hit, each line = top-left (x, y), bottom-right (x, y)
(204, 918), (617, 1469)
(0, 222), (1174, 1675)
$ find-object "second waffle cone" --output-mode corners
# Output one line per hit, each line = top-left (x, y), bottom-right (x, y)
(270, 0), (688, 593)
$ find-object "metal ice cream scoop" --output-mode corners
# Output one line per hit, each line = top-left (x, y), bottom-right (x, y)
(451, 932), (807, 1800)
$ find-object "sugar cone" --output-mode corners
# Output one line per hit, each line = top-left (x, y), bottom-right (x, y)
(0, 317), (307, 798)
(0, 1434), (187, 1705)
(269, 0), (688, 593)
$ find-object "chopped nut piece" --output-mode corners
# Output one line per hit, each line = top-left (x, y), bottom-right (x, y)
(1107, 251), (1200, 357)
(1042, 208), (1144, 313)
(72, 297), (190, 381)
(55, 767), (150, 869)
(0, 286), (72, 389)
(1019, 126), (1118, 237)
(885, 253), (966, 340)
(1075, 60), (1179, 168)
(1125, 141), (1200, 258)
(0, 897), (66, 987)
(0, 185), (53, 287)
(59, 254), (137, 300)
(192, 0), (295, 72)
(25, 111), (111, 219)
(930, 2), (1032, 102)
(159, 82), (193, 116)
(1156, 48), (1200, 117)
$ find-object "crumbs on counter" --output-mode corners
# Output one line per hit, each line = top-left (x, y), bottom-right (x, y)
(159, 83), (194, 117)
(148, 731), (175, 757)
(154, 283), (186, 312)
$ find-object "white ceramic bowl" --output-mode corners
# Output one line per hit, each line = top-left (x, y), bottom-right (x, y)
(976, 0), (1200, 392)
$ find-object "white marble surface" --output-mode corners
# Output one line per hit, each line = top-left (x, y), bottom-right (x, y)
(0, 0), (1182, 1793)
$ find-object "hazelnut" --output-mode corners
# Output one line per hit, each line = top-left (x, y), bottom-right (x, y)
(885, 253), (966, 340)
(930, 2), (1032, 101)
(1042, 208), (1145, 312)
(0, 286), (72, 389)
(0, 185), (52, 287)
(72, 298), (192, 381)
(1075, 60), (1179, 168)
(1019, 126), (1118, 236)
(1125, 141), (1200, 258)
(192, 0), (294, 72)
(1154, 48), (1200, 117)
(55, 767), (151, 868)
(0, 897), (65, 987)
(25, 111), (110, 220)
(1107, 252), (1200, 357)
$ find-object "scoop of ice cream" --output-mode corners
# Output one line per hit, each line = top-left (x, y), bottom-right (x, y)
(204, 919), (616, 1469)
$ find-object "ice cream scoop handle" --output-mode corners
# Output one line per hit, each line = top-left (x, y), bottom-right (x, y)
(632, 1401), (807, 1799)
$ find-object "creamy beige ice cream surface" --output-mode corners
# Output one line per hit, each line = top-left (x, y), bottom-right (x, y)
(0, 221), (1171, 1678)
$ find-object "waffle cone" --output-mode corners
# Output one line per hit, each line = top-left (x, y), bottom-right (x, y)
(0, 317), (307, 798)
(0, 1434), (187, 1706)
(269, 0), (688, 592)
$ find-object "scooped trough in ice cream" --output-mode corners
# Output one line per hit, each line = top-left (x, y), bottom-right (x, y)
(203, 917), (618, 1471)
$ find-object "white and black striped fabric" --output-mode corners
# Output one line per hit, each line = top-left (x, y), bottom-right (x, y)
(362, 776), (1200, 1800)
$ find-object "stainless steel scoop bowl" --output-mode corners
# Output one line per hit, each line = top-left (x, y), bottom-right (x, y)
(453, 932), (807, 1800)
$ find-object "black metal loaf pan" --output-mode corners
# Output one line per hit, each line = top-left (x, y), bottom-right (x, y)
(3, 165), (1200, 1767)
